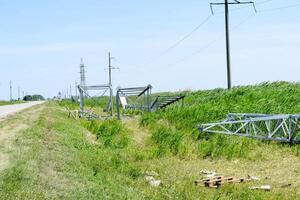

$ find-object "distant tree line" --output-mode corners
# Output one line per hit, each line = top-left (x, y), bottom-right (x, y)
(23, 94), (45, 101)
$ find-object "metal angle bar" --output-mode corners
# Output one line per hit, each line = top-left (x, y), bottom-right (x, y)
(137, 86), (151, 97)
(210, 1), (257, 15)
(234, 121), (249, 134)
(199, 113), (300, 143)
(83, 85), (110, 90)
(78, 86), (92, 98)
(119, 91), (142, 95)
(211, 1), (254, 5)
(158, 96), (185, 109)
(227, 113), (271, 118)
(204, 115), (294, 126)
(270, 120), (285, 138)
(217, 124), (232, 133)
(283, 121), (289, 137)
(201, 128), (292, 143)
(252, 122), (257, 136)
(118, 86), (149, 91)
(265, 120), (271, 134)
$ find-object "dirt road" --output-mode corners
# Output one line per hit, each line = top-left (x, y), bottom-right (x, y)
(0, 101), (44, 120)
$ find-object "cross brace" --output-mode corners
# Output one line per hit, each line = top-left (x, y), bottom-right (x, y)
(116, 85), (152, 120)
(199, 113), (300, 143)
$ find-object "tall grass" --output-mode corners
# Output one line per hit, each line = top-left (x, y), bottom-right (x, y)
(84, 119), (129, 149)
(140, 82), (300, 160)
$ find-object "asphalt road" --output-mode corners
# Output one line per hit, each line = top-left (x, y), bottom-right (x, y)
(0, 101), (44, 120)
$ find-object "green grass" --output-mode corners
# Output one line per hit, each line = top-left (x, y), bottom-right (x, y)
(1, 101), (300, 199)
(0, 100), (25, 106)
(19, 81), (298, 199)
(139, 82), (300, 160)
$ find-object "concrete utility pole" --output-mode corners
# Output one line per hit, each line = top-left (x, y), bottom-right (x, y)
(80, 59), (87, 89)
(225, 0), (231, 90)
(9, 81), (12, 102)
(75, 80), (78, 98)
(108, 52), (113, 116)
(79, 60), (87, 117)
(108, 52), (119, 116)
(210, 0), (256, 90)
(70, 85), (72, 98)
(18, 86), (20, 101)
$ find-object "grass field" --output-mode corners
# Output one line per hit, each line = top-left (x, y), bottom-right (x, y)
(1, 82), (300, 199)
(0, 101), (25, 106)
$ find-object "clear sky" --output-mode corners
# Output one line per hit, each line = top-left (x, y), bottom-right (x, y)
(0, 0), (299, 100)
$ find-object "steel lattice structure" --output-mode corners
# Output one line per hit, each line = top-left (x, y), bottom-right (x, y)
(116, 85), (152, 120)
(78, 84), (112, 119)
(199, 113), (300, 143)
(151, 95), (185, 111)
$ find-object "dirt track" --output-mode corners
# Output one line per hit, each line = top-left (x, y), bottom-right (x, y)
(0, 101), (44, 120)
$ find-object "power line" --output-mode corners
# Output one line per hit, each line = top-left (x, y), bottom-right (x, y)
(123, 0), (297, 74)
(145, 14), (213, 65)
(210, 0), (257, 90)
(211, 0), (274, 14)
(166, 13), (256, 68)
(259, 3), (300, 12)
(234, 0), (300, 13)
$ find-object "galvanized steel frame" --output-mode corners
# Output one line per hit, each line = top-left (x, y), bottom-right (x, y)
(199, 113), (300, 143)
(78, 84), (112, 119)
(116, 85), (152, 120)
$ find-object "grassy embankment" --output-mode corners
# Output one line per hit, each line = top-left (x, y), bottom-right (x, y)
(1, 82), (300, 199)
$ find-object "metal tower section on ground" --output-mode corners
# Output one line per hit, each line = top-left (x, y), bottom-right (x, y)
(199, 113), (300, 143)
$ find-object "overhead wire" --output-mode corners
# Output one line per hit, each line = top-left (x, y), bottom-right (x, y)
(162, 0), (300, 68)
(259, 3), (300, 12)
(165, 12), (257, 68)
(144, 14), (213, 65)
(144, 0), (269, 67)
(119, 0), (298, 72)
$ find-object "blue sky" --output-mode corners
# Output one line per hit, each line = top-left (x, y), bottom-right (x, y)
(0, 0), (299, 100)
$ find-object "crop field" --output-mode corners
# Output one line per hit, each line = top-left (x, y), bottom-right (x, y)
(1, 82), (299, 199)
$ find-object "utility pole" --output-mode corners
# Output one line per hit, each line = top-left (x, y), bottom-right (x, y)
(18, 86), (20, 101)
(80, 59), (87, 89)
(79, 60), (87, 117)
(108, 52), (113, 116)
(225, 0), (231, 90)
(75, 80), (78, 98)
(108, 52), (119, 117)
(210, 0), (256, 89)
(70, 85), (72, 98)
(9, 81), (12, 102)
